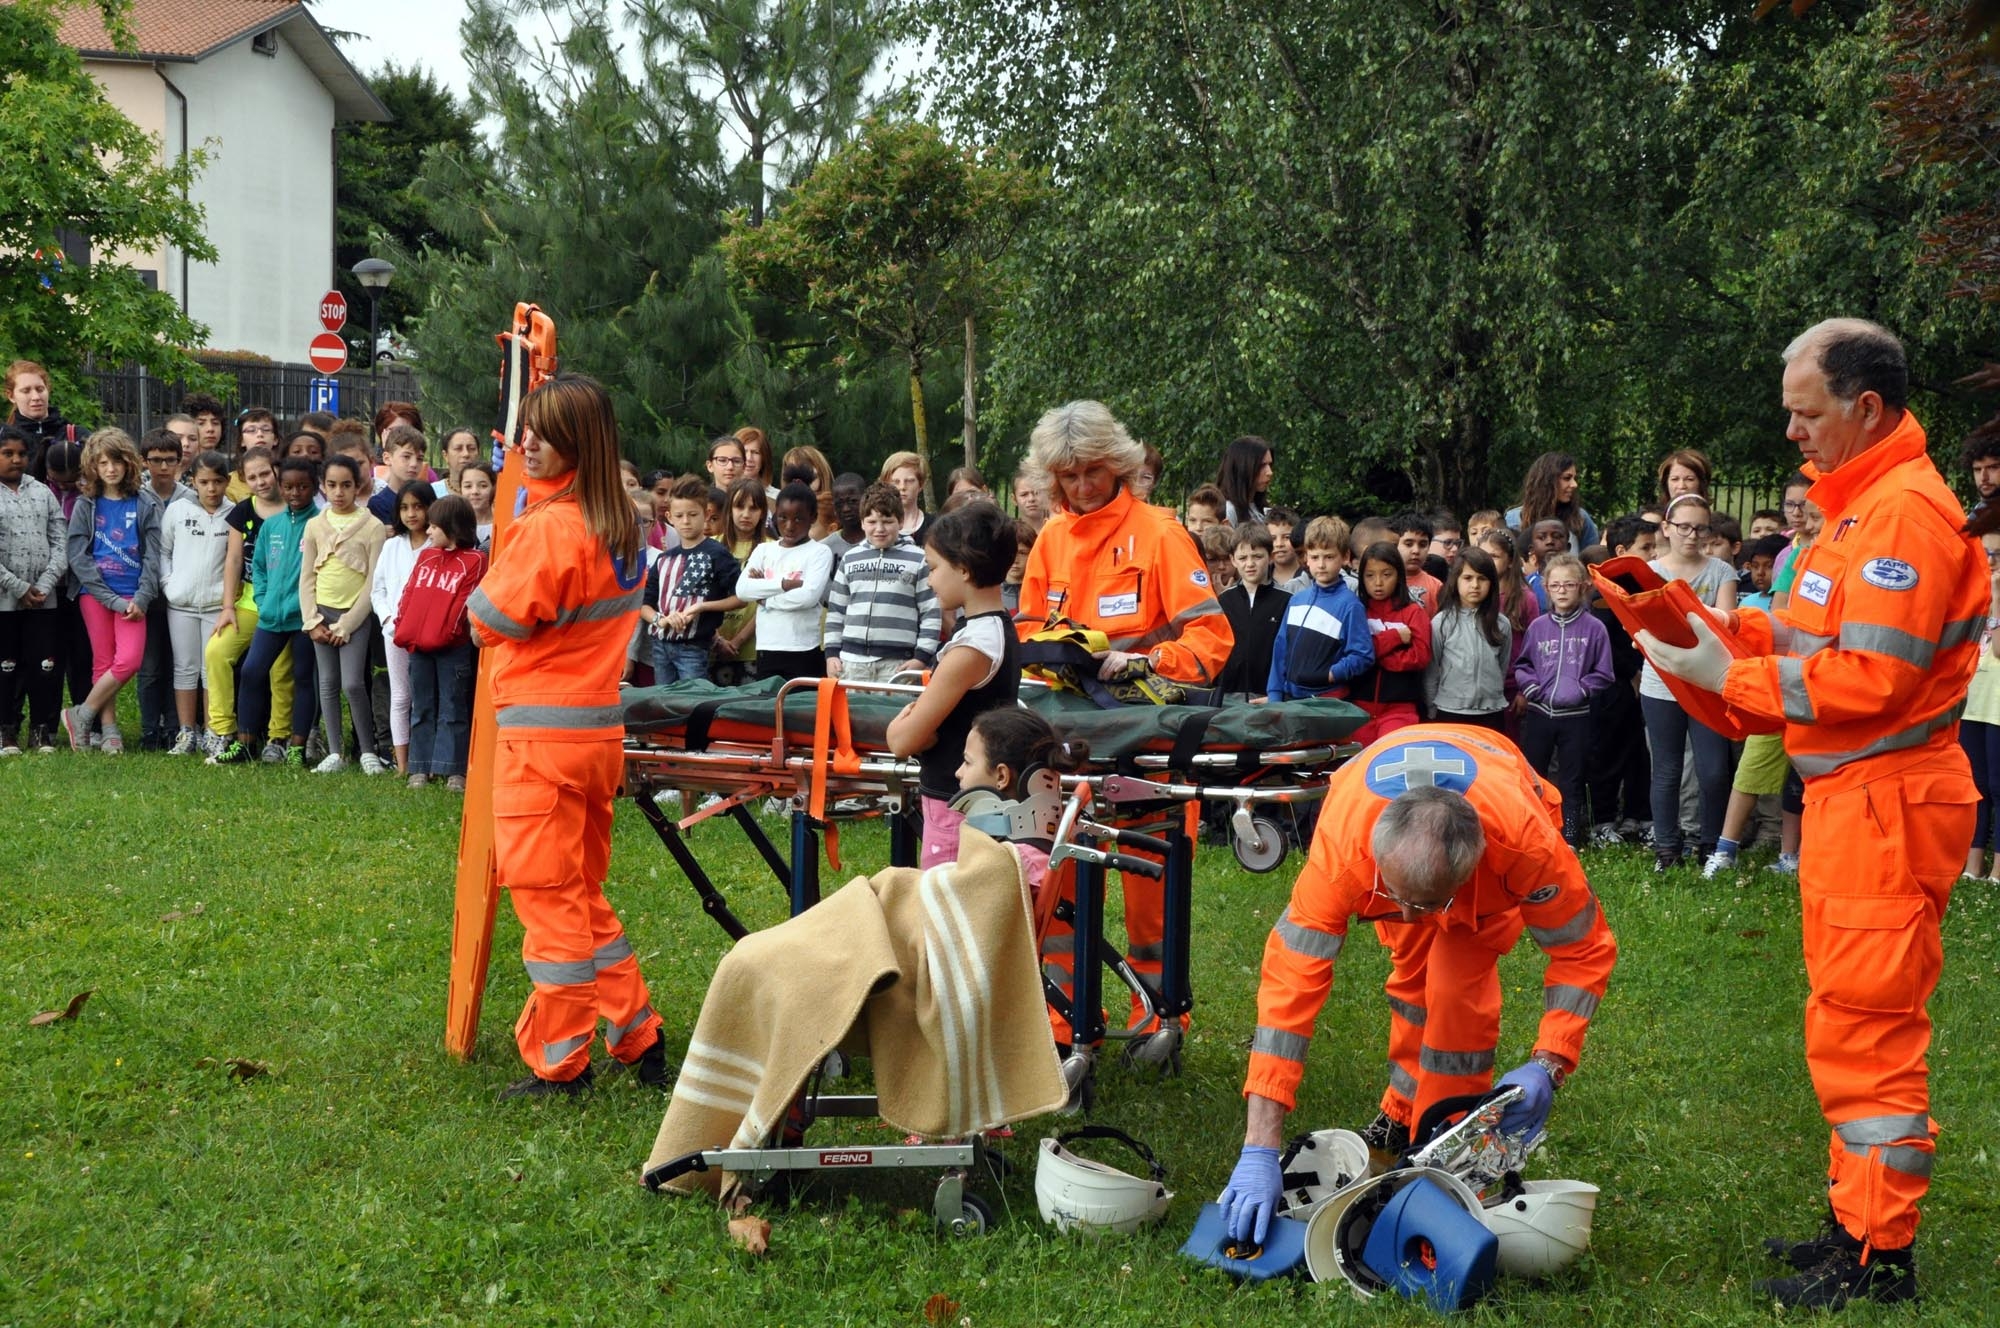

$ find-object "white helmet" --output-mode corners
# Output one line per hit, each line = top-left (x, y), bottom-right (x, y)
(1277, 1129), (1372, 1221)
(1036, 1127), (1173, 1234)
(1302, 1166), (1485, 1295)
(1480, 1180), (1599, 1278)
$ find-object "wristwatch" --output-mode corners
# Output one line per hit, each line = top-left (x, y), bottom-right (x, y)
(1530, 1051), (1570, 1090)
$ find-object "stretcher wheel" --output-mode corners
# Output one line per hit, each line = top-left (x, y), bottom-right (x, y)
(1233, 817), (1287, 873)
(943, 1192), (994, 1236)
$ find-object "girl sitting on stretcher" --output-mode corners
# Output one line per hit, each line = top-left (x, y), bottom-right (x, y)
(885, 502), (1022, 867)
(954, 707), (1088, 891)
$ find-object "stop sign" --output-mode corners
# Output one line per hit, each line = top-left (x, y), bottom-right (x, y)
(318, 289), (348, 332)
(308, 331), (348, 375)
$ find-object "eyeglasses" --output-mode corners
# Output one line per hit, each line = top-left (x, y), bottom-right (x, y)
(1372, 868), (1455, 916)
(1665, 520), (1712, 538)
(1782, 499), (1808, 513)
(1544, 580), (1585, 591)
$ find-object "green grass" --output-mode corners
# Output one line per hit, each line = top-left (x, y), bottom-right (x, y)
(4, 744), (1999, 1326)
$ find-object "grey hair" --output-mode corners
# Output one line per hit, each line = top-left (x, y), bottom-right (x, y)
(1026, 400), (1145, 490)
(1782, 318), (1908, 413)
(1371, 786), (1486, 898)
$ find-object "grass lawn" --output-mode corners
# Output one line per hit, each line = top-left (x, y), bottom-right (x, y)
(5, 744), (1999, 1326)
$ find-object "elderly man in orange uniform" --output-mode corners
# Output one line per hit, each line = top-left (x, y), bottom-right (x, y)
(1640, 319), (1984, 1309)
(1215, 724), (1616, 1248)
(1016, 400), (1233, 1040)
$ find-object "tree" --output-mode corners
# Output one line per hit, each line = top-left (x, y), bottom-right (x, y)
(0, 0), (217, 419)
(334, 63), (481, 338)
(721, 116), (1044, 503)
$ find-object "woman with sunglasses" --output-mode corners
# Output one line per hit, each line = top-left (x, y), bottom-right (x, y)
(1640, 492), (1737, 873)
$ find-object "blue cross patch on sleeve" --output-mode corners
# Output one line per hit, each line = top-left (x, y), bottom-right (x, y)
(1364, 740), (1478, 798)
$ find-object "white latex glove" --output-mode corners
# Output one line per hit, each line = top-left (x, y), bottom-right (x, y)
(1634, 611), (1733, 693)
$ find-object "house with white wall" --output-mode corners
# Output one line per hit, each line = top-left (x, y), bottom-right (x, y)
(58, 1), (388, 362)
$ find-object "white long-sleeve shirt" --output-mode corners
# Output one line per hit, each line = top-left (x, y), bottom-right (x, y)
(371, 532), (426, 639)
(159, 496), (233, 613)
(734, 538), (834, 652)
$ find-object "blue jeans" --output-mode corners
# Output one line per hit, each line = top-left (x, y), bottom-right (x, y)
(651, 637), (711, 685)
(1640, 693), (1731, 857)
(1960, 718), (2000, 854)
(239, 627), (318, 747)
(408, 642), (476, 776)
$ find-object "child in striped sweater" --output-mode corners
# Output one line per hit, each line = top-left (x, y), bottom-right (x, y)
(826, 483), (940, 682)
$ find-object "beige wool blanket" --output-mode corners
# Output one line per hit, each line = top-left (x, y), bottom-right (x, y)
(645, 829), (1067, 1199)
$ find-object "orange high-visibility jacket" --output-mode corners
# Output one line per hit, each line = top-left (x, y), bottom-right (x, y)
(1725, 414), (1987, 794)
(1243, 725), (1617, 1112)
(468, 476), (646, 741)
(1016, 488), (1233, 685)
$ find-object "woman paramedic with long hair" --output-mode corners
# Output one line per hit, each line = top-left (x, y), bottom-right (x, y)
(468, 374), (669, 1098)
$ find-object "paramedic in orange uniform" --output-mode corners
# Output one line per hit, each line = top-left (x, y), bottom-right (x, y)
(1639, 319), (1983, 1309)
(1215, 724), (1616, 1246)
(469, 374), (669, 1098)
(1014, 400), (1233, 1037)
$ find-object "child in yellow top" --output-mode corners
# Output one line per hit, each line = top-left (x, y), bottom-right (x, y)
(300, 453), (388, 774)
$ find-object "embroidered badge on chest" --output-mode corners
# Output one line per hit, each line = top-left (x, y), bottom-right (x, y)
(1097, 592), (1138, 617)
(1859, 557), (1919, 592)
(1799, 570), (1833, 607)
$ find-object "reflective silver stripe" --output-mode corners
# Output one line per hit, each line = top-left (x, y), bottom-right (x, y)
(541, 1032), (589, 1070)
(1419, 1046), (1495, 1077)
(1792, 629), (1834, 659)
(1792, 700), (1966, 779)
(1129, 942), (1165, 963)
(524, 958), (596, 986)
(1836, 1114), (1931, 1146)
(1274, 908), (1345, 961)
(1385, 995), (1426, 1026)
(1778, 657), (1816, 724)
(552, 585), (644, 627)
(1528, 897), (1598, 948)
(1768, 619), (1795, 653)
(495, 703), (627, 730)
(594, 936), (634, 969)
(1387, 1061), (1418, 1098)
(1840, 1137), (1934, 1177)
(1940, 615), (1985, 649)
(1840, 621), (1937, 671)
(605, 1004), (655, 1049)
(1043, 934), (1074, 955)
(1252, 1025), (1310, 1062)
(1544, 984), (1600, 1019)
(468, 588), (531, 641)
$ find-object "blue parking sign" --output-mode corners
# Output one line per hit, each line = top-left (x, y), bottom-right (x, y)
(309, 377), (340, 413)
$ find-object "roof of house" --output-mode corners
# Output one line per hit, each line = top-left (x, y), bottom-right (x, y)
(58, 1), (389, 121)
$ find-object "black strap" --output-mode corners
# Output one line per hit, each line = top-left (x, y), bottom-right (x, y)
(1167, 709), (1214, 781)
(1053, 1124), (1167, 1181)
(683, 698), (728, 752)
(1020, 637), (1127, 710)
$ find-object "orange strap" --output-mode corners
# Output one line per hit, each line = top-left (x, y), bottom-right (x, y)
(805, 678), (861, 836)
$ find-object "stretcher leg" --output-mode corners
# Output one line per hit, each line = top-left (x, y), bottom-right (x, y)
(890, 802), (920, 869)
(789, 811), (821, 915)
(728, 802), (792, 888)
(632, 789), (749, 941)
(1159, 823), (1195, 1023)
(1070, 857), (1107, 1051)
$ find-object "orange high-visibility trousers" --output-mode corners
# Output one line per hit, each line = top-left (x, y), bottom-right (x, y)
(1800, 770), (1971, 1250)
(495, 735), (662, 1081)
(1374, 905), (1526, 1132)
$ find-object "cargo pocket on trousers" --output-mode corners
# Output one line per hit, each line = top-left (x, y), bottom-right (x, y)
(1805, 893), (1929, 1015)
(493, 781), (562, 889)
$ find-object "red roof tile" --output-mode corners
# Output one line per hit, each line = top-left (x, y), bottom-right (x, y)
(57, 0), (304, 61)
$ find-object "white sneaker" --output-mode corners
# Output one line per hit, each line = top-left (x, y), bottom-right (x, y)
(762, 796), (790, 818)
(652, 789), (681, 809)
(0, 744), (20, 758)
(1700, 851), (1736, 880)
(358, 753), (389, 776)
(313, 753), (346, 774)
(1589, 823), (1624, 848)
(1768, 853), (1799, 876)
(167, 728), (197, 756)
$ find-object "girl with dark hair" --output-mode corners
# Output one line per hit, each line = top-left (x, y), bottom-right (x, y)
(954, 706), (1087, 887)
(469, 373), (666, 1098)
(1656, 449), (1711, 507)
(1215, 435), (1274, 526)
(733, 481), (834, 681)
(372, 479), (437, 776)
(1424, 546), (1510, 730)
(394, 493), (485, 790)
(1347, 541), (1433, 744)
(1508, 452), (1598, 549)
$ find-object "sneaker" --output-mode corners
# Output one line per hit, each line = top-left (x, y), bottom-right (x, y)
(633, 1029), (674, 1090)
(60, 705), (91, 752)
(99, 730), (124, 756)
(261, 741), (288, 765)
(499, 1064), (594, 1100)
(1360, 1111), (1411, 1170)
(652, 789), (681, 810)
(358, 753), (389, 776)
(303, 730), (328, 765)
(1769, 852), (1799, 876)
(1634, 820), (1654, 845)
(207, 738), (251, 765)
(285, 744), (305, 769)
(1754, 1241), (1917, 1309)
(407, 773), (429, 789)
(1700, 851), (1737, 880)
(0, 743), (19, 758)
(762, 796), (790, 818)
(167, 728), (197, 756)
(1589, 822), (1625, 848)
(30, 728), (55, 754)
(313, 753), (346, 774)
(1654, 851), (1677, 874)
(446, 775), (466, 793)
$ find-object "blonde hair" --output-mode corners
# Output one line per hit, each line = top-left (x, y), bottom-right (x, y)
(79, 427), (143, 498)
(1025, 401), (1144, 494)
(879, 449), (929, 485)
(1302, 514), (1351, 552)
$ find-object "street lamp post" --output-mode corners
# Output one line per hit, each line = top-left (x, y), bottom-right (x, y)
(351, 257), (395, 422)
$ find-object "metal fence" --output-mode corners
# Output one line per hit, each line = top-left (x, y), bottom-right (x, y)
(81, 356), (423, 437)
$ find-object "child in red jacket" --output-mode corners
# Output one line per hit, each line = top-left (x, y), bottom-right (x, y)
(392, 494), (486, 789)
(1346, 541), (1432, 745)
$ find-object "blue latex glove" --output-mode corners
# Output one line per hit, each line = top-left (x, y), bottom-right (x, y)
(1219, 1145), (1284, 1246)
(1495, 1062), (1555, 1138)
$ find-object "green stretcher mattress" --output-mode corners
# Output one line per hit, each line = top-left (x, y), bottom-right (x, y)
(621, 677), (1366, 763)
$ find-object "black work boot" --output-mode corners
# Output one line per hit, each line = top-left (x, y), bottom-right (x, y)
(499, 1064), (594, 1100)
(1763, 1207), (1848, 1269)
(633, 1029), (674, 1090)
(1754, 1235), (1918, 1310)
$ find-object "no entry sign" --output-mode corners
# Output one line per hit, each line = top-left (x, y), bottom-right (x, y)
(308, 331), (348, 375)
(319, 290), (348, 332)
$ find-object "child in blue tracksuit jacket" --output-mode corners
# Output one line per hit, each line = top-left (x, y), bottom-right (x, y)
(1267, 516), (1374, 702)
(1509, 552), (1612, 846)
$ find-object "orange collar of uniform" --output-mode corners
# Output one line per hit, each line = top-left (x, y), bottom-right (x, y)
(1058, 485), (1136, 537)
(524, 474), (573, 504)
(1804, 411), (1929, 515)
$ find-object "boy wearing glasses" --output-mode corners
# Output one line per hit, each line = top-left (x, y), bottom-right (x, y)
(1512, 553), (1613, 847)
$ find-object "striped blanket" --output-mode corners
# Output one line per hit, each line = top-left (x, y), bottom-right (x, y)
(645, 828), (1067, 1200)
